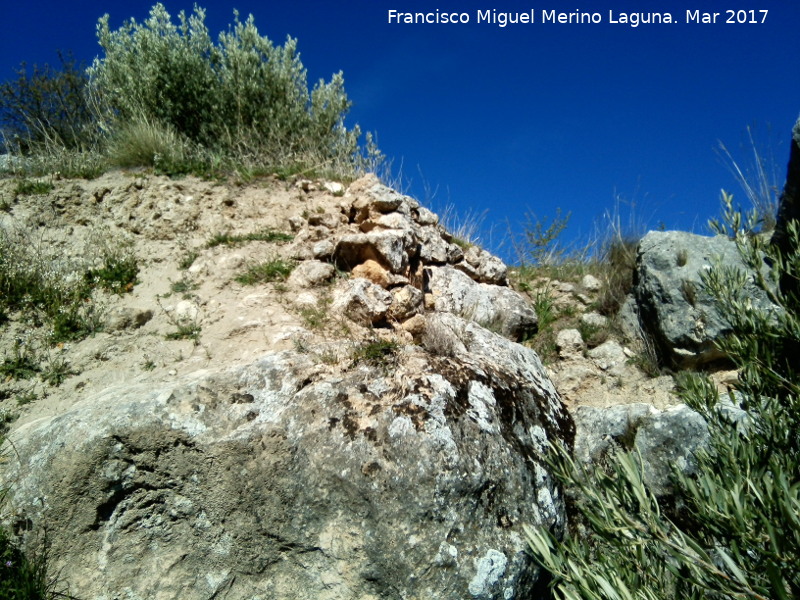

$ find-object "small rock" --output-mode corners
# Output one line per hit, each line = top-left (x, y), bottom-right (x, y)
(174, 300), (199, 323)
(352, 259), (391, 288)
(588, 340), (626, 372)
(323, 181), (344, 194)
(413, 206), (439, 226)
(294, 291), (319, 308)
(556, 329), (584, 360)
(287, 261), (335, 287)
(308, 212), (344, 229)
(216, 254), (244, 270)
(312, 240), (335, 260)
(401, 314), (427, 340)
(367, 184), (405, 212)
(104, 307), (154, 331)
(461, 246), (508, 285)
(334, 230), (415, 274)
(360, 212), (412, 232)
(558, 282), (575, 294)
(581, 274), (602, 293)
(296, 179), (315, 192)
(581, 312), (608, 329)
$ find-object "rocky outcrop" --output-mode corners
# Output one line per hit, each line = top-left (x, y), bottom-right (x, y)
(298, 175), (525, 339)
(2, 315), (572, 600)
(634, 230), (778, 368)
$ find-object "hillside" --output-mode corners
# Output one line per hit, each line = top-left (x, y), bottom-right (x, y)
(0, 169), (788, 599)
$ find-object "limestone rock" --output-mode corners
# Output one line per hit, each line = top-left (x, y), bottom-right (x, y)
(424, 266), (537, 342)
(401, 313), (427, 340)
(104, 307), (154, 332)
(581, 274), (602, 293)
(556, 329), (584, 361)
(574, 403), (709, 496)
(413, 206), (439, 226)
(334, 230), (415, 274)
(459, 245), (509, 286)
(2, 327), (573, 600)
(330, 278), (393, 325)
(323, 181), (344, 195)
(616, 294), (642, 342)
(387, 285), (424, 322)
(174, 299), (199, 322)
(352, 259), (391, 288)
(286, 260), (335, 287)
(635, 230), (779, 368)
(311, 239), (335, 260)
(587, 340), (626, 373)
(418, 227), (458, 264)
(307, 211), (345, 229)
(580, 312), (608, 329)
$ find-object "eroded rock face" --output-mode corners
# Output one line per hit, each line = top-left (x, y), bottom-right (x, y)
(3, 318), (573, 600)
(634, 230), (778, 368)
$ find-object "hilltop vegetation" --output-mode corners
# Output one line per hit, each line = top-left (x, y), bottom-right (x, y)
(0, 3), (380, 181)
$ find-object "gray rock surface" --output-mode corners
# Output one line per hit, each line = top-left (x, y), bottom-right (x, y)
(573, 403), (709, 496)
(635, 230), (778, 368)
(424, 267), (537, 342)
(287, 260), (336, 287)
(2, 320), (573, 600)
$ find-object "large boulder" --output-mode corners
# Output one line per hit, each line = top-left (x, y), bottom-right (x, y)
(1, 321), (573, 600)
(634, 230), (778, 368)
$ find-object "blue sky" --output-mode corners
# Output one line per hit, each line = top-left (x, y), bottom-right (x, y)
(2, 1), (799, 261)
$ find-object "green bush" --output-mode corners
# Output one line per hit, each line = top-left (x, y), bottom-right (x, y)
(0, 51), (96, 154)
(351, 339), (400, 370)
(88, 3), (370, 176)
(525, 195), (800, 600)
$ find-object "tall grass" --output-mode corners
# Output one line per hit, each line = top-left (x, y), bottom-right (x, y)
(717, 125), (782, 233)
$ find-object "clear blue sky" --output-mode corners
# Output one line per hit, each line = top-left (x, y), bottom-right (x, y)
(2, 1), (799, 261)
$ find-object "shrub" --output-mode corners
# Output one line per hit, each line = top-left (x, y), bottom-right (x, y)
(351, 338), (400, 370)
(0, 224), (137, 345)
(88, 4), (371, 176)
(594, 238), (638, 317)
(164, 322), (201, 343)
(717, 126), (782, 233)
(525, 195), (800, 600)
(517, 208), (572, 267)
(0, 51), (96, 154)
(0, 526), (51, 600)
